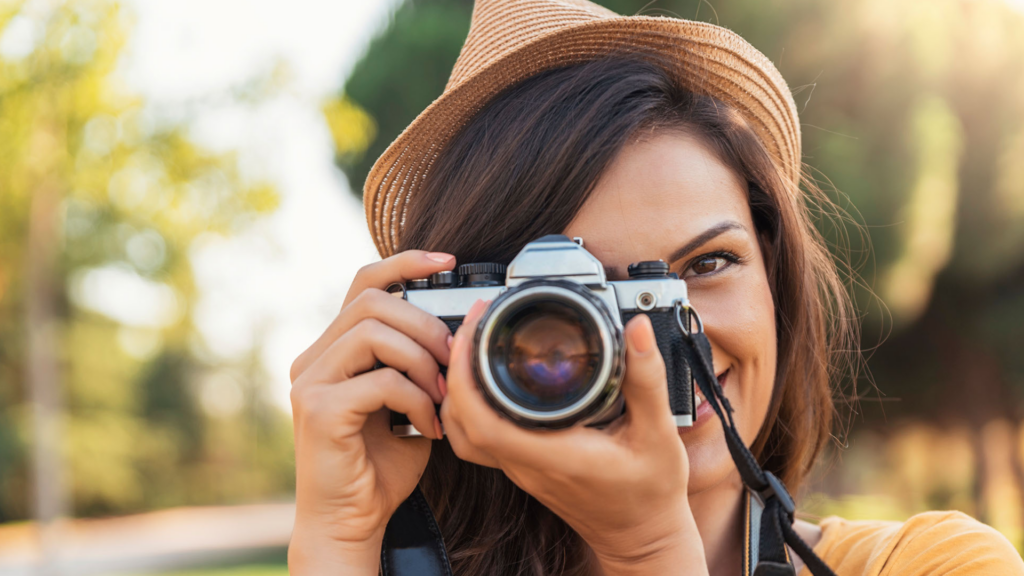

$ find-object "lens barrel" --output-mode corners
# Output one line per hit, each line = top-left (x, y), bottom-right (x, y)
(474, 279), (624, 428)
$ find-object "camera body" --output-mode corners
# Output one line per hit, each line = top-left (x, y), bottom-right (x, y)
(390, 235), (696, 436)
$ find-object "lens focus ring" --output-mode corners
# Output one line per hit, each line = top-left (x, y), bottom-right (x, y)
(473, 280), (624, 428)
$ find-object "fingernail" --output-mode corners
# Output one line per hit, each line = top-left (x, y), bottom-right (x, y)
(433, 416), (444, 439)
(631, 316), (655, 353)
(425, 252), (454, 264)
(446, 334), (454, 349)
(438, 373), (447, 398)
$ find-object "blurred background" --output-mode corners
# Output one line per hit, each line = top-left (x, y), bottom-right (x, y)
(1, 0), (1022, 574)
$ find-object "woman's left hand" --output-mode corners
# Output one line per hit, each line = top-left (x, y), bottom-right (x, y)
(441, 299), (710, 576)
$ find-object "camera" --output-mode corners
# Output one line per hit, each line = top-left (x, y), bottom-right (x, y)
(389, 234), (697, 436)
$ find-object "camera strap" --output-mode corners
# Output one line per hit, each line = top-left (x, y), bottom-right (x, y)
(674, 303), (836, 576)
(380, 306), (837, 576)
(381, 485), (453, 576)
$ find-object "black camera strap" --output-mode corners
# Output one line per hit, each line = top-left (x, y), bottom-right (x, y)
(381, 485), (453, 576)
(380, 305), (837, 576)
(675, 303), (836, 576)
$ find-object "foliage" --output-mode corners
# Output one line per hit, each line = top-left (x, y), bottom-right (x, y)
(0, 0), (293, 521)
(329, 0), (473, 191)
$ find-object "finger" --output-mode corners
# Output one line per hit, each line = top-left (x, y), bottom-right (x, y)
(297, 368), (440, 441)
(291, 288), (453, 383)
(438, 399), (500, 468)
(444, 299), (521, 451)
(445, 299), (596, 469)
(303, 318), (443, 404)
(620, 314), (674, 435)
(344, 250), (455, 308)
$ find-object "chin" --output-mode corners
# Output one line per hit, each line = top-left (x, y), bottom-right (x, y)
(680, 421), (736, 494)
(677, 368), (765, 495)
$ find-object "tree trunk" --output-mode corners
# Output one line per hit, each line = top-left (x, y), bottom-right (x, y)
(25, 172), (66, 574)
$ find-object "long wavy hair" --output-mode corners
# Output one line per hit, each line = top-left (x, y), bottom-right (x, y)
(396, 56), (860, 576)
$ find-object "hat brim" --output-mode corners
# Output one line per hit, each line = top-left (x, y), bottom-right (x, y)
(364, 16), (801, 257)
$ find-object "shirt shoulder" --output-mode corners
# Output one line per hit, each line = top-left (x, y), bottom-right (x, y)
(802, 510), (1024, 576)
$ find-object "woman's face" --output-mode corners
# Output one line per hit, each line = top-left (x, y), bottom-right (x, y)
(563, 130), (777, 495)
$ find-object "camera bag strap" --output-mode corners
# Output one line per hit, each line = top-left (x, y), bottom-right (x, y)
(380, 306), (837, 576)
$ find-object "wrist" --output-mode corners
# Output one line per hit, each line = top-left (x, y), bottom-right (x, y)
(588, 503), (708, 576)
(595, 547), (686, 576)
(595, 538), (708, 576)
(288, 524), (384, 576)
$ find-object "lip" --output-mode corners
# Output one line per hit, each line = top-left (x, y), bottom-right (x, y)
(678, 368), (729, 432)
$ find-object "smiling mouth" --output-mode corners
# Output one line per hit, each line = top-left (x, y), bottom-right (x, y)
(694, 368), (730, 409)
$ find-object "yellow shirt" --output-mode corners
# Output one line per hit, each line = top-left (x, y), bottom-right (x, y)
(798, 511), (1024, 575)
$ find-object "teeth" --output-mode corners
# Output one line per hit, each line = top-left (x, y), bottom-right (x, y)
(694, 371), (725, 411)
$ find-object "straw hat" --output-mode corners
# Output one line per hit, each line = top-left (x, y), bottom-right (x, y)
(363, 0), (802, 258)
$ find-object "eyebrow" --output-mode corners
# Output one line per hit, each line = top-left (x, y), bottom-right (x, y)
(666, 221), (747, 264)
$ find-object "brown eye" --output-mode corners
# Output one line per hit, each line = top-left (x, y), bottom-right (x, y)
(682, 253), (738, 279)
(691, 256), (724, 275)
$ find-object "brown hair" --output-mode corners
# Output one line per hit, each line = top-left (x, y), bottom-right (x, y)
(397, 56), (859, 576)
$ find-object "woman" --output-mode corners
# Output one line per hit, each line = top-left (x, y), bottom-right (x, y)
(288, 0), (1024, 574)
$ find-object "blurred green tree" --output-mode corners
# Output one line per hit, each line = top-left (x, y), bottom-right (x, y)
(334, 0), (1024, 526)
(332, 0), (473, 190)
(0, 1), (294, 522)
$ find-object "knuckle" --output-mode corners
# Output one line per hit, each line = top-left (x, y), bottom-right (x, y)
(374, 367), (406, 390)
(352, 288), (391, 317)
(407, 307), (446, 346)
(439, 400), (454, 424)
(289, 353), (308, 384)
(415, 346), (436, 370)
(463, 421), (494, 449)
(288, 383), (306, 411)
(349, 288), (373, 313)
(649, 359), (668, 379)
(443, 427), (474, 462)
(446, 431), (468, 459)
(363, 286), (388, 302)
(290, 383), (324, 419)
(352, 317), (385, 340)
(416, 388), (434, 410)
(449, 441), (483, 466)
(354, 262), (378, 281)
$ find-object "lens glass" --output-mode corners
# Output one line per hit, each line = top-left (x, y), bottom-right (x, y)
(489, 298), (602, 412)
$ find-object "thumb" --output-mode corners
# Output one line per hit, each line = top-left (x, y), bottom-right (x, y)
(620, 314), (673, 433)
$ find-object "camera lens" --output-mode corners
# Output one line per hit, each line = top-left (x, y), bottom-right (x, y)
(475, 281), (624, 428)
(488, 299), (602, 412)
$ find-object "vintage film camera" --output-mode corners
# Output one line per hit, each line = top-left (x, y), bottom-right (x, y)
(389, 235), (698, 436)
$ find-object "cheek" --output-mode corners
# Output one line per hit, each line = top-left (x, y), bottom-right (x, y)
(693, 269), (777, 438)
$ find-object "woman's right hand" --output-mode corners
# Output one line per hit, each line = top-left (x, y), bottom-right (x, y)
(287, 250), (457, 575)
